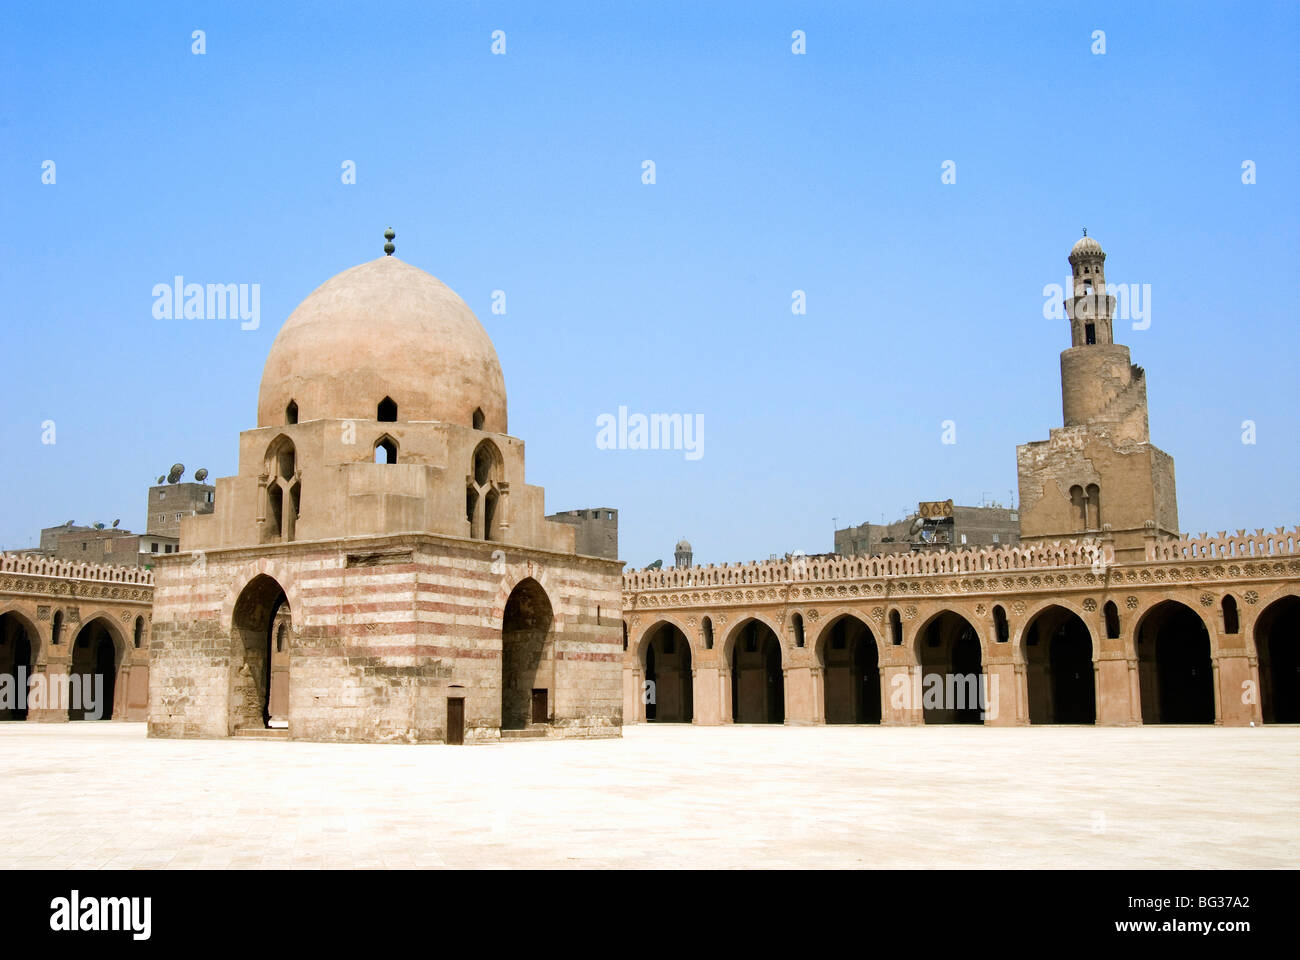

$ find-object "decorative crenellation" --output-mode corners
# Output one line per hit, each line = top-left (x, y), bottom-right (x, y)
(622, 526), (1300, 610)
(624, 538), (1112, 592)
(0, 553), (155, 585)
(1146, 527), (1300, 561)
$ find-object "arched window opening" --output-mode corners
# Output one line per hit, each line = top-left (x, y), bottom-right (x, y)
(276, 622), (286, 653)
(266, 435), (295, 481)
(288, 482), (300, 535)
(133, 616), (144, 649)
(467, 440), (504, 540)
(260, 437), (299, 542)
(792, 613), (805, 648)
(1104, 601), (1120, 639)
(484, 489), (499, 541)
(1222, 595), (1239, 635)
(1085, 322), (1096, 345)
(52, 611), (64, 645)
(1069, 485), (1086, 532)
(890, 609), (903, 645)
(374, 436), (397, 464)
(473, 443), (498, 487)
(285, 400), (298, 424)
(268, 484), (284, 538)
(377, 397), (397, 422)
(472, 408), (485, 430)
(993, 605), (1009, 643)
(1085, 483), (1101, 529)
(703, 616), (714, 650)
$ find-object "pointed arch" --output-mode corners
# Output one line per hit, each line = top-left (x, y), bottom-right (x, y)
(722, 616), (784, 724)
(500, 577), (555, 731)
(1018, 603), (1096, 724)
(814, 613), (881, 724)
(1134, 600), (1214, 724)
(229, 573), (290, 733)
(1255, 594), (1300, 723)
(913, 609), (985, 724)
(374, 434), (398, 464)
(69, 614), (128, 721)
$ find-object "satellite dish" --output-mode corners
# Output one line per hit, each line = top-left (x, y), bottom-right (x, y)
(93, 522), (105, 530)
(194, 468), (209, 483)
(157, 475), (166, 485)
(167, 463), (184, 484)
(111, 519), (120, 528)
(65, 520), (74, 527)
(908, 516), (925, 536)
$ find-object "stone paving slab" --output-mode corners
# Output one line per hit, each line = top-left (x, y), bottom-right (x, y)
(1, 723), (1296, 869)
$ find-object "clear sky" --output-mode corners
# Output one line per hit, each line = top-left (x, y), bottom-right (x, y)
(2, 1), (1296, 567)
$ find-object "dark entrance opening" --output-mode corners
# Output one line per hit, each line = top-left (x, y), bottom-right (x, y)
(642, 622), (692, 722)
(1137, 601), (1215, 723)
(915, 611), (984, 724)
(501, 578), (554, 731)
(819, 615), (881, 723)
(69, 619), (119, 720)
(729, 620), (783, 723)
(0, 613), (37, 720)
(1256, 595), (1300, 723)
(230, 574), (289, 732)
(447, 697), (465, 744)
(1023, 606), (1096, 724)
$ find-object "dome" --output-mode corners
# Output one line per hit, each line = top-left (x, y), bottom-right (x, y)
(257, 256), (507, 432)
(1069, 235), (1104, 259)
(675, 538), (692, 552)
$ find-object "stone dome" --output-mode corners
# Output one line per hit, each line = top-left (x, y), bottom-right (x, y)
(1069, 235), (1104, 259)
(675, 539), (692, 552)
(257, 256), (507, 432)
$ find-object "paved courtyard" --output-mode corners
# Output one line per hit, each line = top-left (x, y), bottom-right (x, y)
(1, 723), (1296, 869)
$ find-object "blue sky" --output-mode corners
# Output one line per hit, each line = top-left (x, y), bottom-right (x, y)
(1, 1), (1296, 566)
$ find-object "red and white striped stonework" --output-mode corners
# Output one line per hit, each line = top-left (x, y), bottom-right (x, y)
(148, 534), (623, 743)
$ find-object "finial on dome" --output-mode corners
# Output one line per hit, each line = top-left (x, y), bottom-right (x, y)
(383, 227), (396, 256)
(1082, 226), (1087, 237)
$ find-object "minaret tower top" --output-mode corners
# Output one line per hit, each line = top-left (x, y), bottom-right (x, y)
(1065, 230), (1115, 347)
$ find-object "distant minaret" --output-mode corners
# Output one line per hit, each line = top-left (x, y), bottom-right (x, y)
(1065, 229), (1114, 348)
(674, 538), (693, 569)
(1016, 233), (1179, 561)
(1059, 232), (1146, 436)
